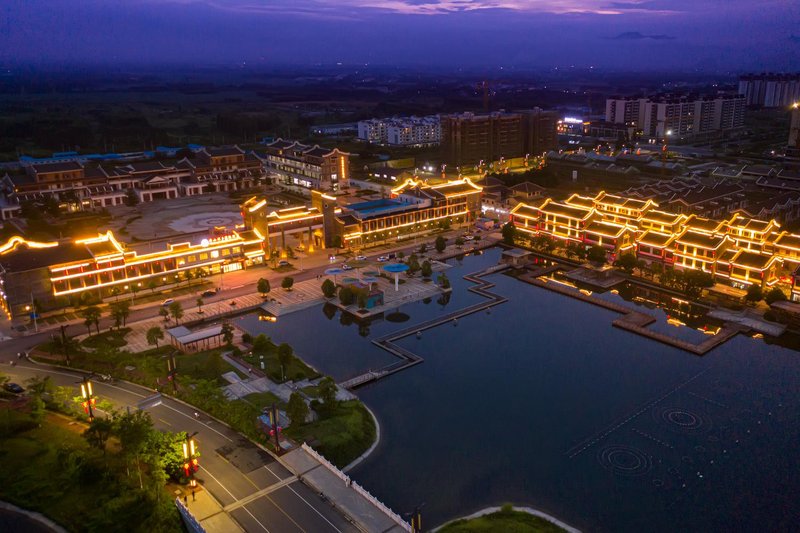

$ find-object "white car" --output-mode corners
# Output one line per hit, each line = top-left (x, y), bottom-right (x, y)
(377, 256), (389, 262)
(161, 298), (175, 306)
(463, 235), (474, 241)
(355, 255), (367, 261)
(341, 264), (353, 271)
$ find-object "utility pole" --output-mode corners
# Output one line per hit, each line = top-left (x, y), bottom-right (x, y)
(269, 403), (282, 454)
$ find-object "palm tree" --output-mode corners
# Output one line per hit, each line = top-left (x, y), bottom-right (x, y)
(146, 326), (164, 348)
(168, 302), (184, 325)
(196, 297), (204, 314)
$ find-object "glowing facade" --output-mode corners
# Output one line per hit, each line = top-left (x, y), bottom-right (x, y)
(511, 190), (799, 290)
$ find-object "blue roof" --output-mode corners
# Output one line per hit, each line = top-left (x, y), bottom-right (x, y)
(348, 198), (405, 215)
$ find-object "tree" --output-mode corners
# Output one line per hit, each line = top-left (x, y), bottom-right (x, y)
(281, 276), (294, 291)
(339, 286), (355, 305)
(501, 222), (517, 245)
(159, 306), (170, 322)
(110, 301), (131, 328)
(147, 278), (159, 293)
(435, 235), (447, 253)
(321, 278), (336, 298)
(613, 253), (639, 274)
(79, 305), (102, 335)
(84, 417), (114, 453)
(286, 392), (309, 426)
(455, 237), (465, 247)
(318, 376), (338, 412)
(357, 290), (368, 309)
(418, 243), (428, 254)
(146, 326), (164, 348)
(331, 235), (342, 249)
(587, 245), (607, 264)
(421, 260), (433, 278)
(221, 322), (235, 345)
(277, 343), (292, 381)
(765, 287), (788, 305)
(168, 301), (184, 325)
(252, 333), (272, 354)
(745, 284), (763, 304)
(437, 273), (451, 289)
(682, 270), (714, 299)
(257, 278), (271, 296)
(407, 254), (421, 276)
(124, 188), (139, 206)
(204, 352), (223, 377)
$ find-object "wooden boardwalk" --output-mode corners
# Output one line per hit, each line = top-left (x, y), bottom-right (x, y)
(340, 265), (511, 390)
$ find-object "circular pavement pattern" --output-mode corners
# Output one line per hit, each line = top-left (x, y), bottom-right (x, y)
(597, 445), (653, 477)
(168, 212), (243, 233)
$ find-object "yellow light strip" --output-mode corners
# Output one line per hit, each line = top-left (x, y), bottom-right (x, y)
(247, 199), (267, 212)
(0, 236), (58, 255)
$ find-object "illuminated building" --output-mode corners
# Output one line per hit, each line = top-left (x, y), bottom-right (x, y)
(243, 197), (326, 253)
(511, 190), (800, 289)
(0, 229), (263, 317)
(739, 74), (800, 108)
(336, 178), (483, 248)
(358, 116), (441, 146)
(260, 139), (350, 192)
(790, 103), (800, 151)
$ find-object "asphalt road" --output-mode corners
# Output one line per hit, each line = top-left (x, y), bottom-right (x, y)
(2, 359), (360, 533)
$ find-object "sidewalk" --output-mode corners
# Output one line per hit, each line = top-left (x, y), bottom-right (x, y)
(176, 487), (244, 533)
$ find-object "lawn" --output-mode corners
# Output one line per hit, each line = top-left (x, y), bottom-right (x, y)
(81, 327), (131, 349)
(241, 337), (320, 383)
(0, 411), (182, 532)
(439, 508), (565, 533)
(285, 400), (375, 468)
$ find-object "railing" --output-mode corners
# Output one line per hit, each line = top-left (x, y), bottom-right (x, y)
(301, 443), (412, 532)
(175, 498), (206, 533)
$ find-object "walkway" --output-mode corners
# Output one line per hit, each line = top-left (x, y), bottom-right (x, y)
(340, 264), (510, 390)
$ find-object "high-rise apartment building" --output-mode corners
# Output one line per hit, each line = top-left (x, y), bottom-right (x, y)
(357, 116), (441, 146)
(739, 73), (800, 107)
(440, 109), (558, 167)
(790, 103), (800, 151)
(605, 94), (745, 141)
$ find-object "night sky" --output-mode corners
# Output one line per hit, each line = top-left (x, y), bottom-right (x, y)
(1, 0), (799, 70)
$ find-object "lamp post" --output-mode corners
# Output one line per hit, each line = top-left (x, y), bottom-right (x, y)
(80, 376), (96, 421)
(183, 432), (199, 487)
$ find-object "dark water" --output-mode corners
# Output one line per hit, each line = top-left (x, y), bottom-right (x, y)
(239, 249), (800, 532)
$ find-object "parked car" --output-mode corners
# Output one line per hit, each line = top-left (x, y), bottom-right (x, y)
(377, 256), (389, 262)
(161, 298), (175, 306)
(341, 263), (353, 271)
(278, 260), (290, 267)
(201, 290), (216, 298)
(355, 255), (367, 261)
(463, 235), (474, 241)
(3, 383), (24, 394)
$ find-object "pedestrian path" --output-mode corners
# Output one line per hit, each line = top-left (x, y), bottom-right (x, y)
(176, 487), (244, 533)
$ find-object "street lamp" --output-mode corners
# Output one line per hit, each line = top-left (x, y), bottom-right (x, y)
(167, 351), (178, 393)
(80, 376), (96, 421)
(183, 432), (199, 487)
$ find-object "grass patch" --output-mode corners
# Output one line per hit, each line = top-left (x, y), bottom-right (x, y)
(0, 411), (182, 532)
(81, 327), (131, 349)
(241, 338), (320, 383)
(244, 391), (283, 409)
(285, 400), (375, 468)
(439, 508), (565, 533)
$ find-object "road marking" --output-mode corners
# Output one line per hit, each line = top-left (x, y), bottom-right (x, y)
(160, 403), (233, 442)
(285, 483), (345, 532)
(262, 493), (307, 533)
(263, 464), (285, 483)
(158, 418), (172, 427)
(243, 508), (272, 533)
(224, 478), (297, 511)
(199, 462), (240, 502)
(19, 366), (146, 398)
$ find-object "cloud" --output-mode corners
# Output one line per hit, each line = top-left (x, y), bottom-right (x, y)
(610, 31), (676, 40)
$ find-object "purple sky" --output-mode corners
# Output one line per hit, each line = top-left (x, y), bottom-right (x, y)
(1, 0), (798, 71)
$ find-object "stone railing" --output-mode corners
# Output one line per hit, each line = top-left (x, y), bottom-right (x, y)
(301, 443), (412, 532)
(175, 498), (206, 533)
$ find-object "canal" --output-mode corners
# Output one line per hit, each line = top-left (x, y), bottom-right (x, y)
(238, 248), (800, 532)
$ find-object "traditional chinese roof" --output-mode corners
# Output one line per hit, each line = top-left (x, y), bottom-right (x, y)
(584, 220), (631, 239)
(676, 229), (729, 250)
(509, 203), (539, 220)
(563, 193), (595, 209)
(685, 215), (728, 234)
(594, 191), (655, 211)
(638, 210), (685, 226)
(30, 161), (83, 174)
(537, 198), (594, 221)
(730, 249), (778, 271)
(726, 214), (777, 234)
(773, 232), (800, 252)
(637, 230), (675, 248)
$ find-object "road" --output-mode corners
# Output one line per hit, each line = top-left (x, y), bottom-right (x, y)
(2, 359), (360, 533)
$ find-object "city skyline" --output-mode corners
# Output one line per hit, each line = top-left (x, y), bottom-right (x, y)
(1, 0), (799, 71)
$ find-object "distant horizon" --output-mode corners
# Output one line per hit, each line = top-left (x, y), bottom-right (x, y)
(1, 0), (798, 72)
